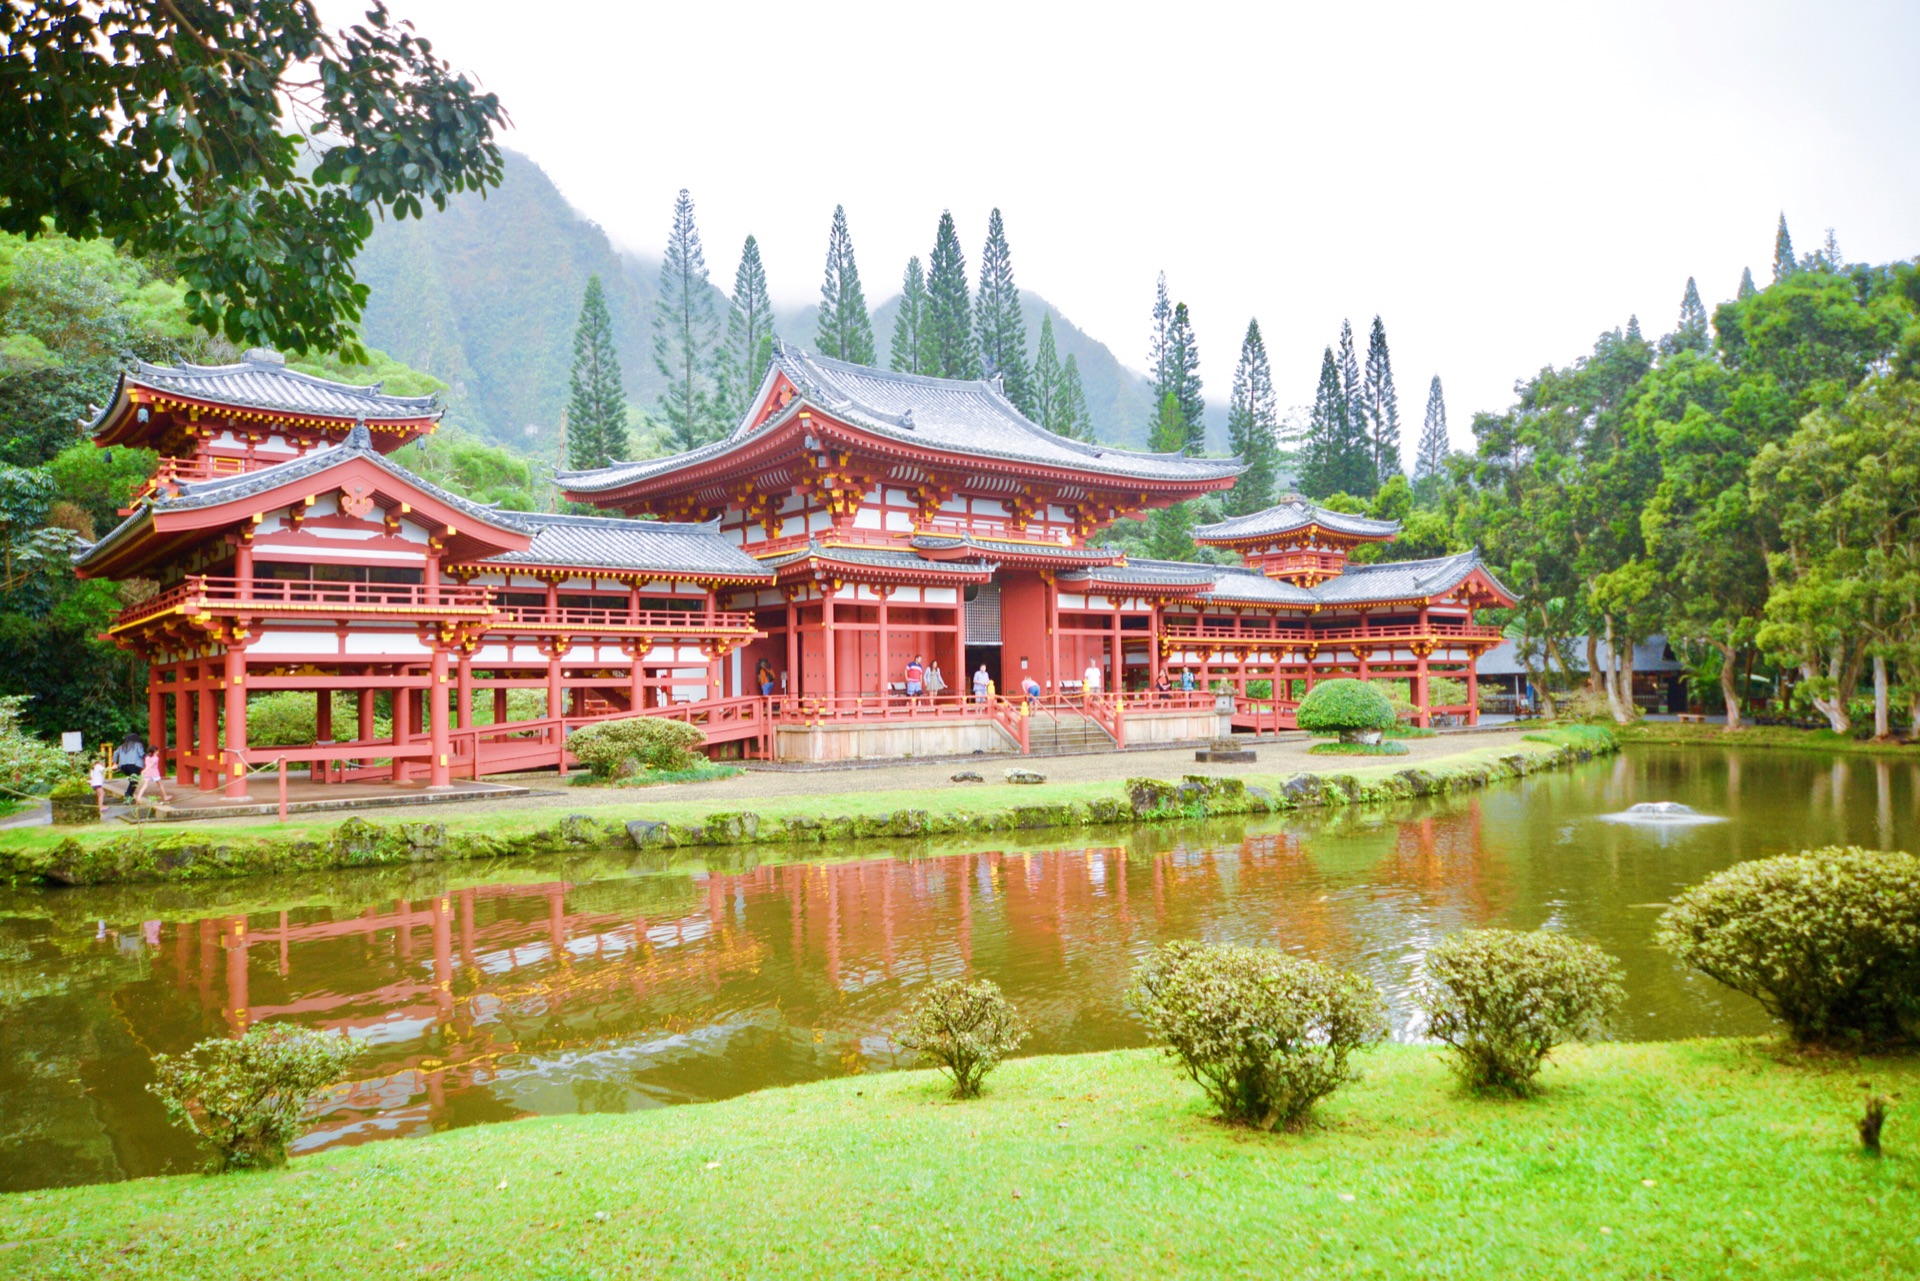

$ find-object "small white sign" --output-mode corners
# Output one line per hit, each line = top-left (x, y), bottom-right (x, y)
(61, 732), (83, 753)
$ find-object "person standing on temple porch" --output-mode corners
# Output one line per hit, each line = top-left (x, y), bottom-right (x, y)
(904, 654), (925, 705)
(973, 664), (991, 704)
(1083, 659), (1102, 702)
(756, 658), (774, 697)
(1180, 668), (1195, 693)
(925, 660), (946, 701)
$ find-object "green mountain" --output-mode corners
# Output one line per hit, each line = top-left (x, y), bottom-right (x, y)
(357, 150), (1195, 454)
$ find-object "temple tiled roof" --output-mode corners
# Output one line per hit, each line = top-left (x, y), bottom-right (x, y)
(561, 342), (1242, 493)
(764, 541), (998, 578)
(479, 514), (772, 580)
(1058, 560), (1218, 589)
(85, 350), (441, 433)
(78, 424), (522, 570)
(1193, 498), (1400, 544)
(1195, 564), (1320, 606)
(1311, 549), (1509, 603)
(910, 533), (1120, 563)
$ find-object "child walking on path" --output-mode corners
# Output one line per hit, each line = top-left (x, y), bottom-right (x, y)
(134, 747), (171, 807)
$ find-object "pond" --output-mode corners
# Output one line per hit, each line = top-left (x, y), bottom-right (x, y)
(3, 745), (1917, 1191)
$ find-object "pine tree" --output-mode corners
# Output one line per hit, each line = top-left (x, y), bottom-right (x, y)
(1669, 276), (1709, 353)
(1298, 346), (1341, 498)
(1149, 388), (1185, 454)
(1772, 212), (1796, 283)
(1146, 501), (1198, 562)
(652, 188), (722, 451)
(1361, 315), (1401, 483)
(565, 274), (628, 469)
(712, 234), (775, 427)
(1335, 319), (1373, 496)
(1624, 314), (1644, 345)
(889, 256), (928, 373)
(1165, 302), (1204, 454)
(815, 205), (875, 364)
(1737, 266), (1757, 299)
(1031, 310), (1062, 431)
(920, 211), (978, 379)
(1224, 318), (1277, 515)
(1413, 374), (1449, 503)
(973, 208), (1032, 412)
(1818, 227), (1843, 270)
(1058, 353), (1093, 442)
(1146, 270), (1173, 397)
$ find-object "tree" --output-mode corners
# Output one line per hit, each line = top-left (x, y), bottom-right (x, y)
(1225, 319), (1278, 514)
(1165, 303), (1204, 454)
(1299, 327), (1374, 499)
(1413, 375), (1450, 504)
(1149, 389), (1187, 454)
(1057, 354), (1094, 443)
(1031, 311), (1062, 432)
(1738, 267), (1758, 300)
(0, 1), (506, 361)
(652, 188), (722, 451)
(1772, 213), (1797, 284)
(973, 209), (1032, 413)
(920, 212), (978, 379)
(1337, 319), (1372, 496)
(815, 205), (874, 364)
(1146, 272), (1173, 404)
(713, 234), (775, 428)
(890, 257), (928, 374)
(565, 275), (627, 469)
(1361, 316), (1401, 482)
(1661, 277), (1710, 357)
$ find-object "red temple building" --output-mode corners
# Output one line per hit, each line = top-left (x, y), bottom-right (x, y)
(78, 343), (1511, 792)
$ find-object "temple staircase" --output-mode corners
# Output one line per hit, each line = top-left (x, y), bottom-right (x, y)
(1026, 708), (1117, 755)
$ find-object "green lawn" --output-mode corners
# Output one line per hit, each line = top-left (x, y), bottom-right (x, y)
(3, 1039), (1913, 1279)
(1618, 719), (1917, 756)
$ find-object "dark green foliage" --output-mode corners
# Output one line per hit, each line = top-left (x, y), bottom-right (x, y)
(566, 275), (628, 469)
(652, 189), (722, 451)
(1295, 679), (1397, 739)
(896, 978), (1029, 1099)
(1362, 316), (1401, 483)
(1738, 266), (1758, 299)
(148, 1024), (356, 1173)
(890, 257), (927, 374)
(1299, 336), (1374, 499)
(1031, 311), (1063, 432)
(0, 2), (505, 360)
(1145, 499), (1201, 562)
(974, 210), (1032, 413)
(1126, 940), (1388, 1130)
(45, 442), (158, 538)
(1413, 375), (1449, 503)
(1164, 304), (1204, 454)
(816, 206), (874, 366)
(1149, 389), (1186, 455)
(1661, 276), (1711, 356)
(1225, 319), (1278, 514)
(715, 235), (775, 427)
(1057, 354), (1093, 442)
(1656, 847), (1920, 1046)
(394, 429), (537, 510)
(1146, 272), (1173, 412)
(920, 212), (977, 379)
(1414, 929), (1625, 1095)
(567, 716), (708, 778)
(1772, 213), (1797, 283)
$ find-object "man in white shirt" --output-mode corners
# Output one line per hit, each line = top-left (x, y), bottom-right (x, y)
(1083, 661), (1101, 700)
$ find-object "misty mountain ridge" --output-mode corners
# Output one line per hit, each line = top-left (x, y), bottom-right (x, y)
(355, 150), (1226, 457)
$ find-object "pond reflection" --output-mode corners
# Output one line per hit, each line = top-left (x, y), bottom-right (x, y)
(3, 744), (1916, 1191)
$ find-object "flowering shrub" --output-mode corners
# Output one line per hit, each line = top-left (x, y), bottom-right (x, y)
(897, 977), (1029, 1098)
(1126, 940), (1387, 1130)
(1657, 847), (1920, 1046)
(567, 716), (706, 777)
(147, 1023), (357, 1172)
(0, 694), (78, 793)
(1415, 929), (1624, 1094)
(1295, 679), (1397, 742)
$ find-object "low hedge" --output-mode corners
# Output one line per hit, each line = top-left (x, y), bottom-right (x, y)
(566, 717), (708, 778)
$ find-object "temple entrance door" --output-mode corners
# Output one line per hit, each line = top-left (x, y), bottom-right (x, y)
(965, 644), (1001, 699)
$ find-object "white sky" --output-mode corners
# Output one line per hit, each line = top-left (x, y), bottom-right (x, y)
(327, 0), (1920, 452)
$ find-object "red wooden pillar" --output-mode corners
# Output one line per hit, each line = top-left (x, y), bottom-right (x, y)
(222, 644), (249, 799)
(629, 642), (645, 712)
(428, 648), (451, 787)
(316, 687), (332, 742)
(877, 590), (890, 698)
(493, 684), (508, 726)
(358, 687), (375, 745)
(784, 597), (799, 696)
(822, 591), (836, 700)
(1414, 654), (1431, 728)
(1467, 656), (1480, 726)
(546, 646), (564, 719)
(456, 653), (473, 730)
(147, 677), (165, 776)
(174, 678), (194, 787)
(197, 669), (217, 791)
(390, 684), (410, 783)
(1047, 575), (1061, 695)
(1109, 604), (1121, 694)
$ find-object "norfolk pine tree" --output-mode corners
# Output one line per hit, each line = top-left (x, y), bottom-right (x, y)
(1738, 267), (1758, 299)
(816, 205), (876, 364)
(652, 188), (723, 450)
(1166, 302), (1205, 454)
(890, 257), (928, 374)
(1337, 319), (1376, 496)
(1661, 276), (1710, 356)
(1362, 315), (1402, 482)
(1772, 213), (1796, 283)
(1031, 311), (1062, 432)
(566, 274), (628, 470)
(1058, 354), (1094, 442)
(1147, 272), (1173, 393)
(1413, 374), (1449, 504)
(713, 234), (775, 427)
(974, 208), (1033, 413)
(921, 211), (978, 379)
(1149, 388), (1186, 454)
(1225, 318), (1278, 515)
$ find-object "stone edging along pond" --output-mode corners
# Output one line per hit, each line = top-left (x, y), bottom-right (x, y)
(0, 729), (1615, 888)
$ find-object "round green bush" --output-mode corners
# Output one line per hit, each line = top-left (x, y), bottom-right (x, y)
(1415, 929), (1625, 1095)
(1126, 940), (1388, 1131)
(148, 1023), (356, 1172)
(1656, 846), (1920, 1046)
(566, 716), (708, 778)
(897, 977), (1029, 1099)
(1295, 678), (1398, 740)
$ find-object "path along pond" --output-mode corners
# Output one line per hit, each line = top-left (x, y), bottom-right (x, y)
(5, 744), (1918, 1191)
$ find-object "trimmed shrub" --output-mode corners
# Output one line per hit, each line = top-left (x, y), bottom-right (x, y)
(1656, 847), (1920, 1046)
(1415, 929), (1624, 1094)
(0, 694), (76, 792)
(148, 1023), (356, 1172)
(1126, 940), (1387, 1130)
(566, 716), (707, 778)
(1295, 679), (1397, 743)
(897, 978), (1028, 1098)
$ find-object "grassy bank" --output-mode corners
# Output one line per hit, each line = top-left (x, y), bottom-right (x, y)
(2, 1039), (1913, 1279)
(1618, 720), (1918, 757)
(0, 728), (1614, 888)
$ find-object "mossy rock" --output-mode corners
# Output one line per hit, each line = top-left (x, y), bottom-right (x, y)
(1125, 778), (1182, 817)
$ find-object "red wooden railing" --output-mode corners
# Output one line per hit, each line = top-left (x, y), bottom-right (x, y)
(1160, 620), (1502, 645)
(114, 575), (495, 628)
(124, 455), (251, 507)
(493, 605), (758, 632)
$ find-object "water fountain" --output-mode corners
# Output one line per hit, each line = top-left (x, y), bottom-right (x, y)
(1599, 801), (1726, 826)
